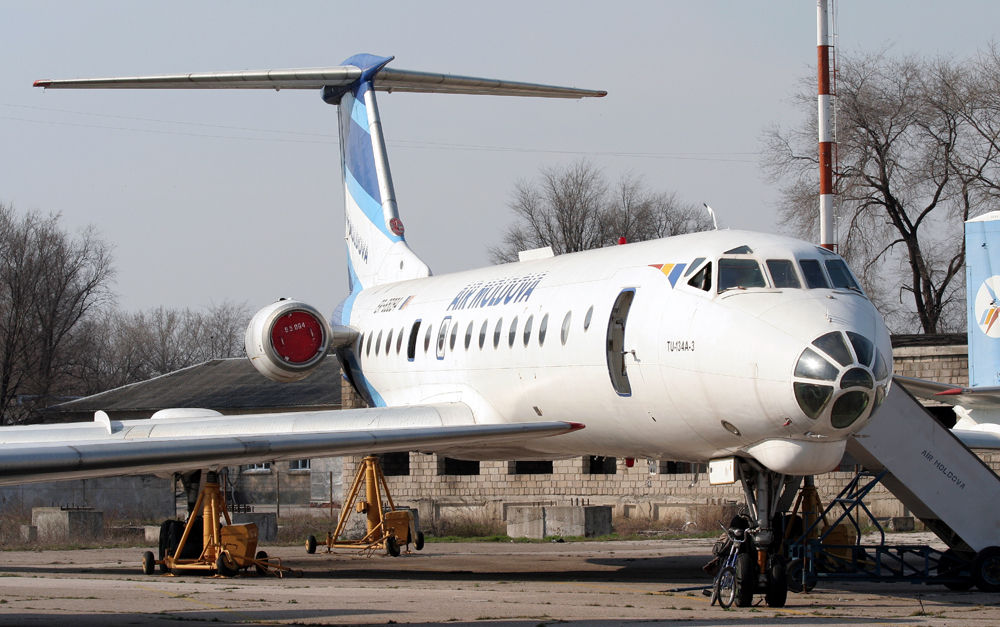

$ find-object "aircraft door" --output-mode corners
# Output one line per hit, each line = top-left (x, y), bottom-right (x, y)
(606, 288), (636, 396)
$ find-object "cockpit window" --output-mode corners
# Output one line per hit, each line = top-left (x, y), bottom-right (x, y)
(685, 257), (706, 276)
(724, 245), (753, 254)
(766, 259), (801, 288)
(688, 262), (712, 291)
(825, 259), (862, 292)
(718, 258), (766, 291)
(798, 259), (831, 289)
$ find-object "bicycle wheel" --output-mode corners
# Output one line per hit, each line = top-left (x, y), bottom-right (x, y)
(717, 566), (737, 609)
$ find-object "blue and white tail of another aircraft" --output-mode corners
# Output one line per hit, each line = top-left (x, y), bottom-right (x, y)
(896, 211), (1000, 448)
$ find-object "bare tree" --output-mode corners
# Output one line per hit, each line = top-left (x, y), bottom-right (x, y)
(763, 51), (1000, 333)
(490, 160), (711, 263)
(0, 205), (114, 424)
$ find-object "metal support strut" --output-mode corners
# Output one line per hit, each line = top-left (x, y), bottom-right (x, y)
(141, 470), (294, 577)
(306, 455), (424, 557)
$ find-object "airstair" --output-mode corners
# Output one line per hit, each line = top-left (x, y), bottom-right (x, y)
(788, 384), (1000, 591)
(847, 384), (1000, 554)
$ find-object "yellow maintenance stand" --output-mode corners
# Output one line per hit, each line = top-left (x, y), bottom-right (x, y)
(141, 470), (293, 577)
(307, 455), (424, 557)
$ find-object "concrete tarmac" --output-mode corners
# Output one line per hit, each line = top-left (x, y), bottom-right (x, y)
(0, 535), (998, 626)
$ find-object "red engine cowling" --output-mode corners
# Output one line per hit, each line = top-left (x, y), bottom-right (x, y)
(244, 299), (332, 382)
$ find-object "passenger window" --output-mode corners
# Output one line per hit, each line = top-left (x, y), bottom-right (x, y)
(449, 322), (459, 350)
(561, 311), (572, 345)
(385, 329), (393, 354)
(584, 306), (593, 331)
(424, 324), (434, 353)
(465, 321), (473, 350)
(766, 259), (801, 288)
(523, 315), (533, 347)
(366, 332), (373, 356)
(407, 320), (421, 361)
(539, 313), (548, 346)
(494, 318), (503, 348)
(718, 258), (766, 291)
(375, 330), (383, 355)
(825, 259), (862, 291)
(397, 327), (404, 354)
(799, 259), (831, 289)
(688, 262), (712, 291)
(508, 316), (519, 347)
(358, 333), (365, 356)
(479, 320), (488, 349)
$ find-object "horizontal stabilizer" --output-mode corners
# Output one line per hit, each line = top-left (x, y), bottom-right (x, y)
(35, 64), (606, 99)
(895, 375), (1000, 409)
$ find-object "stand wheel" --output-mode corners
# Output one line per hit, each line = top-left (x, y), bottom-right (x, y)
(305, 535), (317, 554)
(385, 535), (401, 557)
(216, 551), (239, 577)
(255, 550), (269, 576)
(786, 557), (816, 593)
(415, 530), (425, 551)
(973, 546), (1000, 592)
(141, 551), (156, 575)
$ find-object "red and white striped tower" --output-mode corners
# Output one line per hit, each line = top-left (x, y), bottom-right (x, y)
(817, 0), (836, 250)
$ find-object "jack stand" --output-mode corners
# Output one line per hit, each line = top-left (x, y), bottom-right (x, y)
(306, 455), (424, 557)
(141, 470), (296, 577)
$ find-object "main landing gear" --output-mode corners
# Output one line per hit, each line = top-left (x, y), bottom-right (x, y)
(306, 455), (424, 557)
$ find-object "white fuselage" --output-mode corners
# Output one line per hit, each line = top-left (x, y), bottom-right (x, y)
(341, 230), (893, 475)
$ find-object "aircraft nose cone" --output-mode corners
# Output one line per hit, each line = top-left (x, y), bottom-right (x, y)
(792, 330), (892, 430)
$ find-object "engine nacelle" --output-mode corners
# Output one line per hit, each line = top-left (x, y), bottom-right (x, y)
(245, 299), (333, 383)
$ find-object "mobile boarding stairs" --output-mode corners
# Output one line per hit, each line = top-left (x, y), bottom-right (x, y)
(787, 384), (1000, 591)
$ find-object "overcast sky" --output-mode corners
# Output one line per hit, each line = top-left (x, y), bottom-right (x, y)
(2, 1), (998, 318)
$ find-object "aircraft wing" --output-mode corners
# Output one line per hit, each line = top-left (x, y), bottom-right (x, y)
(0, 403), (582, 486)
(894, 375), (1000, 409)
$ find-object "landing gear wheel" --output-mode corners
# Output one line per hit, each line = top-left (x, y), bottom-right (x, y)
(254, 550), (269, 576)
(785, 557), (815, 593)
(385, 535), (401, 557)
(305, 535), (317, 554)
(734, 551), (757, 608)
(973, 546), (1000, 592)
(716, 565), (737, 609)
(940, 548), (974, 591)
(216, 551), (239, 577)
(765, 556), (788, 607)
(141, 551), (156, 575)
(415, 530), (425, 551)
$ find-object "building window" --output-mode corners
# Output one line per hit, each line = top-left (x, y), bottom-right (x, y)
(509, 460), (553, 475)
(244, 462), (272, 473)
(438, 457), (480, 476)
(289, 459), (310, 471)
(656, 460), (707, 475)
(378, 452), (410, 476)
(586, 455), (616, 475)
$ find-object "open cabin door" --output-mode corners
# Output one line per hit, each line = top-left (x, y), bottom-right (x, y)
(606, 288), (636, 396)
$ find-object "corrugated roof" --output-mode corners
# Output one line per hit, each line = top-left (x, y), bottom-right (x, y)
(45, 356), (342, 415)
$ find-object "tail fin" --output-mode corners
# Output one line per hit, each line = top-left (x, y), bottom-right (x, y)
(966, 211), (1000, 386)
(34, 55), (606, 324)
(323, 55), (430, 305)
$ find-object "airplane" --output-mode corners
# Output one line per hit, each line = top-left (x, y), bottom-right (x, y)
(7, 53), (895, 606)
(896, 211), (1000, 449)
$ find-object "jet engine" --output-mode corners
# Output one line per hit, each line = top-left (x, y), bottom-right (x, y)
(244, 299), (334, 382)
